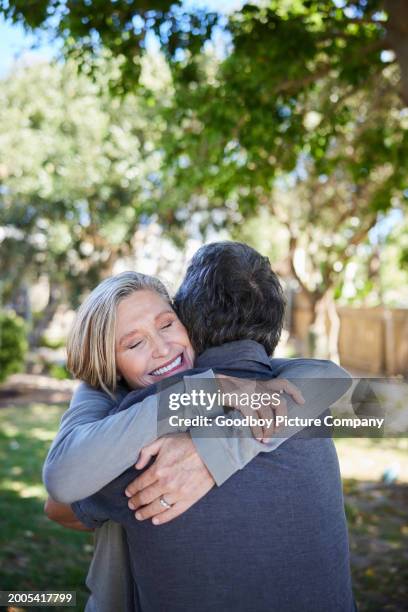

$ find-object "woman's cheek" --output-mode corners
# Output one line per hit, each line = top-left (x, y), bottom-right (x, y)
(118, 353), (141, 385)
(185, 344), (195, 367)
(129, 351), (153, 388)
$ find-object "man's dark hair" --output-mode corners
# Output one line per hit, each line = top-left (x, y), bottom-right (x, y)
(173, 241), (286, 356)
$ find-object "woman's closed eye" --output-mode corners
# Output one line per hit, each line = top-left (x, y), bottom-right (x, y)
(128, 339), (144, 350)
(161, 321), (173, 330)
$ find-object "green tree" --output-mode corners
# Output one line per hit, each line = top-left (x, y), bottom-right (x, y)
(1, 1), (407, 104)
(2, 3), (406, 207)
(163, 1), (407, 359)
(0, 54), (178, 344)
(2, 1), (407, 357)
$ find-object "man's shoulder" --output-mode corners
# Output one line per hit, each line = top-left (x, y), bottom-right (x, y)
(269, 357), (351, 379)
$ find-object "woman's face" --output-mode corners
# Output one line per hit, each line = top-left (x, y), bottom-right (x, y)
(115, 289), (195, 388)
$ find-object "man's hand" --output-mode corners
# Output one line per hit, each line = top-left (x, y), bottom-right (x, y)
(125, 434), (215, 525)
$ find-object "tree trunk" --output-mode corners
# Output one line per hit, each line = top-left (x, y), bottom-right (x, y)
(326, 291), (341, 364)
(309, 293), (329, 359)
(9, 282), (32, 325)
(29, 282), (62, 349)
(308, 290), (341, 362)
(295, 289), (322, 357)
(384, 0), (408, 105)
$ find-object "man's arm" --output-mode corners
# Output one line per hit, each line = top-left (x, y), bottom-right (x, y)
(43, 371), (219, 503)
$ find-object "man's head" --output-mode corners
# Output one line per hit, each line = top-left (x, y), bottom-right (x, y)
(174, 241), (286, 356)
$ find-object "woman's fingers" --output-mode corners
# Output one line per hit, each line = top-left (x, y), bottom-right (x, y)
(247, 410), (264, 441)
(273, 394), (287, 434)
(257, 403), (276, 442)
(135, 438), (164, 470)
(275, 379), (305, 405)
(125, 463), (159, 498)
(151, 502), (188, 525)
(125, 434), (215, 526)
(237, 403), (262, 440)
(132, 495), (177, 522)
(128, 482), (166, 511)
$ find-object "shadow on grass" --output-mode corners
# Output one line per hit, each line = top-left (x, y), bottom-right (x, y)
(0, 489), (93, 611)
(344, 479), (408, 612)
(0, 404), (92, 611)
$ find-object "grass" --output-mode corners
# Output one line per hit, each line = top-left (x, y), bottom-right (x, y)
(0, 403), (407, 611)
(336, 438), (408, 612)
(0, 404), (93, 611)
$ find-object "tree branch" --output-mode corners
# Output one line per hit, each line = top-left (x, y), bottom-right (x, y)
(274, 38), (387, 96)
(274, 64), (332, 95)
(384, 0), (408, 105)
(340, 17), (387, 26)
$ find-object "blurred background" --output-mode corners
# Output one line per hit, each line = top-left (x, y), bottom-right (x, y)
(0, 1), (407, 610)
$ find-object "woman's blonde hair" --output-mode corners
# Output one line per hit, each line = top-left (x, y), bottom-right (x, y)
(67, 271), (171, 396)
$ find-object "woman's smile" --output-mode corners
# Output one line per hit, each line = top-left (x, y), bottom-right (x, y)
(149, 353), (184, 377)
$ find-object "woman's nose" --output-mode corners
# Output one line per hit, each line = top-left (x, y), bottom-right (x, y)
(151, 334), (171, 358)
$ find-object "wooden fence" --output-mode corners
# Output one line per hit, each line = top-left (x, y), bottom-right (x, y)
(291, 300), (408, 376)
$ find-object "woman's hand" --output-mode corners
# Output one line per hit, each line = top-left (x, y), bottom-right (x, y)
(124, 377), (305, 524)
(216, 375), (305, 442)
(44, 496), (94, 532)
(125, 434), (215, 525)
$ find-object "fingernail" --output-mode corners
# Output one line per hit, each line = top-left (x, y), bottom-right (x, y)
(125, 490), (131, 497)
(152, 518), (159, 525)
(135, 512), (142, 520)
(128, 501), (135, 510)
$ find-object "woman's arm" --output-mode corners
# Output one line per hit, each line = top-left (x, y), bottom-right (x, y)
(44, 497), (94, 532)
(43, 371), (220, 503)
(122, 359), (352, 525)
(191, 359), (352, 484)
(44, 359), (350, 511)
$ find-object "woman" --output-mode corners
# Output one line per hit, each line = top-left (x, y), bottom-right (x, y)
(44, 269), (298, 611)
(44, 271), (289, 504)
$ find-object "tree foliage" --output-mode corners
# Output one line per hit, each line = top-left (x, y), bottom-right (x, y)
(0, 54), (178, 314)
(163, 3), (406, 206)
(1, 0), (407, 352)
(2, 1), (406, 219)
(1, 1), (407, 102)
(0, 310), (28, 382)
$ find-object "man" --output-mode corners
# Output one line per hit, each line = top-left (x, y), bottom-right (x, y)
(68, 242), (355, 611)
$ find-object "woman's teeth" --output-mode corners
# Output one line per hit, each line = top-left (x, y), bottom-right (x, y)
(151, 355), (182, 376)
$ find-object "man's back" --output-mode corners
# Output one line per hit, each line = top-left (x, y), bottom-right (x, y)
(101, 434), (353, 612)
(74, 341), (355, 612)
